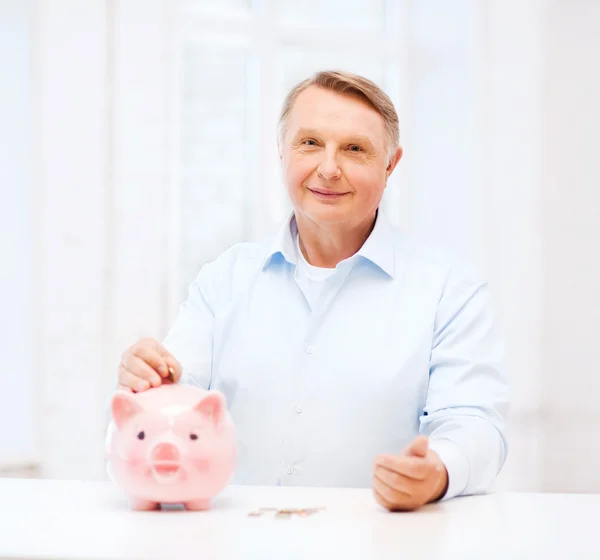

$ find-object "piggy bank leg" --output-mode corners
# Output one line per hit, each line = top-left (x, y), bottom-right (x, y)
(184, 499), (211, 511)
(130, 497), (159, 511)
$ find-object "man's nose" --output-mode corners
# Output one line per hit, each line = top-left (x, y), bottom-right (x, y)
(317, 149), (341, 180)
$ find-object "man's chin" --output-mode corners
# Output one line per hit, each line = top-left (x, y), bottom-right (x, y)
(300, 204), (352, 225)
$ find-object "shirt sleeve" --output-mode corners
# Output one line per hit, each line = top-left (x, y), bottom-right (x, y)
(162, 265), (216, 390)
(421, 267), (509, 500)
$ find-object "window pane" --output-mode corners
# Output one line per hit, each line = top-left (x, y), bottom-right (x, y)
(277, 0), (384, 32)
(410, 0), (474, 49)
(278, 48), (384, 98)
(407, 0), (480, 261)
(178, 41), (249, 295)
(184, 0), (250, 11)
(0, 0), (36, 463)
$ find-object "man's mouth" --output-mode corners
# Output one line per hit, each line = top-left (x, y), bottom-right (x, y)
(307, 187), (348, 198)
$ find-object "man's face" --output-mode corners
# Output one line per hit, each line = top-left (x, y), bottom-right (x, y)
(279, 86), (402, 228)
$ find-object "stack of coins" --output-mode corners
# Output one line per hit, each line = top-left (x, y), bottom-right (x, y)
(248, 507), (325, 518)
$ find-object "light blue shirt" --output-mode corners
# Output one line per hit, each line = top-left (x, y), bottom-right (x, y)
(162, 209), (508, 500)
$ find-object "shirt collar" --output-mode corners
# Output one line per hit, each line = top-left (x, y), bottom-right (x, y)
(262, 208), (396, 278)
(261, 211), (298, 270)
(356, 209), (396, 278)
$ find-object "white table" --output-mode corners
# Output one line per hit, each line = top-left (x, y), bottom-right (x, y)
(0, 478), (598, 559)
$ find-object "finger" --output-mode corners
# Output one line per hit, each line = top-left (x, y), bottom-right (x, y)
(118, 366), (150, 393)
(374, 468), (413, 499)
(130, 343), (169, 378)
(375, 455), (428, 481)
(373, 478), (416, 511)
(373, 486), (396, 511)
(157, 346), (182, 382)
(374, 466), (414, 495)
(162, 356), (182, 383)
(116, 384), (133, 393)
(121, 355), (162, 387)
(403, 435), (429, 458)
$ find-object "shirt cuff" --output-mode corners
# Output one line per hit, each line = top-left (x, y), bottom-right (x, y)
(428, 438), (470, 501)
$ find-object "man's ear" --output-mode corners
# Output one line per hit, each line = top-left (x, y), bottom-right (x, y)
(111, 390), (143, 429)
(386, 146), (403, 179)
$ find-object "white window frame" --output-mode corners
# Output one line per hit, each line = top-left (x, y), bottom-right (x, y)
(166, 0), (412, 320)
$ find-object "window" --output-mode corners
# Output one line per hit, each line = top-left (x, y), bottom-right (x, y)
(112, 0), (481, 333)
(172, 0), (410, 302)
(0, 0), (36, 468)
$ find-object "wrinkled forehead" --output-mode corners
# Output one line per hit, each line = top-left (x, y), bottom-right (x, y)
(286, 86), (387, 142)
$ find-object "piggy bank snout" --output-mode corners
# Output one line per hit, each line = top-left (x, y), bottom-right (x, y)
(151, 442), (181, 463)
(149, 441), (183, 484)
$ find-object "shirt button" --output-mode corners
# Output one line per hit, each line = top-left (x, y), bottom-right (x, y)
(286, 466), (294, 475)
(295, 405), (303, 414)
(305, 345), (315, 354)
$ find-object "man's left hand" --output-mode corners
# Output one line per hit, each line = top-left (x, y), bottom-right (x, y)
(373, 435), (448, 511)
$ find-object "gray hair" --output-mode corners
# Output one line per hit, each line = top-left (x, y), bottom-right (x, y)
(277, 70), (400, 161)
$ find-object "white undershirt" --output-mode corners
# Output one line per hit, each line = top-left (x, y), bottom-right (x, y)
(294, 232), (337, 308)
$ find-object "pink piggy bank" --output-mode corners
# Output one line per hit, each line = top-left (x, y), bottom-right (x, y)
(105, 384), (236, 511)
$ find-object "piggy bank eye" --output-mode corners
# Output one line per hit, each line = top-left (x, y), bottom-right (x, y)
(137, 431), (145, 440)
(189, 433), (198, 441)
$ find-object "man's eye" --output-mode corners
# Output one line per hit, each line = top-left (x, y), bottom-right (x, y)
(348, 145), (362, 152)
(303, 139), (317, 146)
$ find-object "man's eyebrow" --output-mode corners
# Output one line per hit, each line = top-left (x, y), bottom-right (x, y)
(344, 134), (376, 147)
(292, 128), (321, 138)
(292, 128), (376, 146)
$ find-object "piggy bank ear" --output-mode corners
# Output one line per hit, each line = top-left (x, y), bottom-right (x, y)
(111, 390), (143, 429)
(194, 392), (226, 429)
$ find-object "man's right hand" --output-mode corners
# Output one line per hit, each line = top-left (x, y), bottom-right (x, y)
(118, 338), (182, 392)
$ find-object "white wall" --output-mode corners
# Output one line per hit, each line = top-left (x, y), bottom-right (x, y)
(541, 0), (600, 493)
(111, 0), (172, 380)
(483, 0), (600, 494)
(35, 0), (110, 479)
(482, 0), (545, 492)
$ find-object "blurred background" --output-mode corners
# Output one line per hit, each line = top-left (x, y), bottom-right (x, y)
(1, 0), (599, 494)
